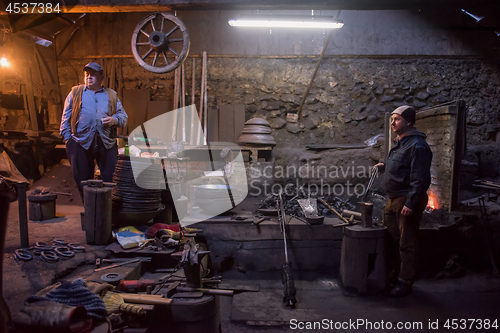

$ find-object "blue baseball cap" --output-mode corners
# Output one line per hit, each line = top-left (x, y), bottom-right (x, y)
(83, 62), (103, 72)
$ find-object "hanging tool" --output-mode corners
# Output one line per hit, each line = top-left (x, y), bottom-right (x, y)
(277, 192), (297, 307)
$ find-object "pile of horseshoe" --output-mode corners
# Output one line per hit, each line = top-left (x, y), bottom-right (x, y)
(14, 239), (85, 263)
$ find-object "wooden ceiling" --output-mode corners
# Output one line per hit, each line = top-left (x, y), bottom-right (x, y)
(1, 0), (499, 45)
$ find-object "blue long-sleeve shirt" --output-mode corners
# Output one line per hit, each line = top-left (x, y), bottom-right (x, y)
(60, 86), (127, 150)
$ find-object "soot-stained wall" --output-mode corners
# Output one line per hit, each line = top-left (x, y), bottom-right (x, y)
(56, 9), (500, 187)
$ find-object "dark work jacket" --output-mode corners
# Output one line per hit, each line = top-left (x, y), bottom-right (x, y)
(384, 128), (432, 210)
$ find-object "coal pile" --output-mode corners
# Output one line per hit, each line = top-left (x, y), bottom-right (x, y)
(257, 184), (357, 219)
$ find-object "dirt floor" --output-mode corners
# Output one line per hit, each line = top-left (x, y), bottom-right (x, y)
(28, 159), (81, 205)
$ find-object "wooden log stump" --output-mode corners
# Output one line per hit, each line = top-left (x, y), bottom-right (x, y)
(340, 225), (387, 294)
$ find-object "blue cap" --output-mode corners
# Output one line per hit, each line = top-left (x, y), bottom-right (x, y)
(83, 62), (103, 72)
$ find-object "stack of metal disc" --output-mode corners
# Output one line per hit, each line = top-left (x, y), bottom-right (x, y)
(112, 155), (164, 224)
(237, 118), (276, 146)
(193, 184), (243, 214)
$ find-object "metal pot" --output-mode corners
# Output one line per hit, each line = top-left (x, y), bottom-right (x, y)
(237, 118), (276, 146)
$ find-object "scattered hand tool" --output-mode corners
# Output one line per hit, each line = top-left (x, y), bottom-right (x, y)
(297, 197), (324, 225)
(341, 209), (361, 221)
(120, 293), (172, 306)
(176, 287), (234, 296)
(163, 281), (181, 297)
(101, 272), (124, 284)
(103, 291), (145, 315)
(331, 215), (357, 228)
(172, 292), (204, 298)
(118, 279), (157, 293)
(277, 191), (297, 307)
(253, 216), (266, 224)
(94, 258), (140, 272)
(318, 198), (352, 225)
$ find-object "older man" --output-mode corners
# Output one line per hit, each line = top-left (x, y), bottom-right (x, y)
(374, 105), (432, 297)
(60, 62), (128, 201)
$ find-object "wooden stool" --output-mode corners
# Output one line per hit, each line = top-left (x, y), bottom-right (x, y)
(28, 193), (57, 221)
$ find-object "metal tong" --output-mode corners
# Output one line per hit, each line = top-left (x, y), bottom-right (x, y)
(358, 166), (378, 201)
(277, 191), (297, 307)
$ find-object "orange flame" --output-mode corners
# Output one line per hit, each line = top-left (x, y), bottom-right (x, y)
(427, 191), (438, 210)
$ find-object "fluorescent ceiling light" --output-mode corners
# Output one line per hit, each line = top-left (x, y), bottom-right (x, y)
(228, 15), (344, 29)
(461, 9), (485, 22)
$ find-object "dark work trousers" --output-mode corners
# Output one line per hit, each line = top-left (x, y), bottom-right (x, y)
(383, 194), (428, 283)
(66, 134), (118, 201)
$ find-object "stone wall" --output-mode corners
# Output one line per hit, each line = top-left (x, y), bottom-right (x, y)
(58, 56), (500, 148)
(206, 57), (500, 147)
(57, 56), (500, 189)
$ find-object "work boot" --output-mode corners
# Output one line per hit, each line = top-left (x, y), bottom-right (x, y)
(390, 279), (413, 297)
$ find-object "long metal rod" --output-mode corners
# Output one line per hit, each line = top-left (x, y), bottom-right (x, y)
(172, 67), (180, 141)
(181, 63), (186, 142)
(190, 58), (196, 145)
(17, 182), (29, 248)
(197, 52), (206, 145)
(202, 51), (208, 145)
(278, 192), (288, 262)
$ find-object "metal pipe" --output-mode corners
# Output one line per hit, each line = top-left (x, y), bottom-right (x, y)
(203, 51), (208, 145)
(17, 182), (29, 248)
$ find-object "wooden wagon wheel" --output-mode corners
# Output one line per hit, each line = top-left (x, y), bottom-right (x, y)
(131, 12), (190, 74)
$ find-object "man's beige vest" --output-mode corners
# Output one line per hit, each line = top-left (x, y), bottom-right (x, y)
(69, 85), (118, 134)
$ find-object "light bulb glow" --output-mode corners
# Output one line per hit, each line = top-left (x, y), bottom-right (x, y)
(0, 56), (8, 67)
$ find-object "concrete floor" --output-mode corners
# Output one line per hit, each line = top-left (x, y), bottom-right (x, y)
(3, 199), (500, 332)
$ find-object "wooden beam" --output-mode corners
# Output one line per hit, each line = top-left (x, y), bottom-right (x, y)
(63, 5), (172, 13)
(23, 70), (39, 131)
(110, 58), (116, 90)
(34, 46), (56, 84)
(449, 100), (466, 211)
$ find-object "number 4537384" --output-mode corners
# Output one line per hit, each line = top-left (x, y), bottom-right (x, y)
(5, 3), (61, 14)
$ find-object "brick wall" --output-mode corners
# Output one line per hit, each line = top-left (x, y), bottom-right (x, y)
(415, 104), (464, 210)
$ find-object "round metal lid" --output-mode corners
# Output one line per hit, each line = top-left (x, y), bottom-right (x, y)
(245, 118), (271, 127)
